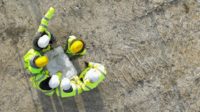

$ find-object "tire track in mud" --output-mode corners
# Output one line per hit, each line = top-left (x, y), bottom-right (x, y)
(0, 0), (40, 111)
(56, 96), (65, 112)
(15, 45), (40, 112)
(71, 60), (87, 112)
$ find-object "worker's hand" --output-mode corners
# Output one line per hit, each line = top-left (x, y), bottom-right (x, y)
(45, 7), (55, 20)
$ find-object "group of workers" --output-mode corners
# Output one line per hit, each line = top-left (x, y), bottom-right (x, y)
(23, 7), (106, 97)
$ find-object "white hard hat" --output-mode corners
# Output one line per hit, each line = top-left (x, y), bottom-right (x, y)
(85, 69), (100, 83)
(49, 75), (60, 89)
(61, 78), (71, 90)
(37, 35), (50, 48)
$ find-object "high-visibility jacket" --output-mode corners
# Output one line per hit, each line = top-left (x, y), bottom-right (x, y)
(30, 70), (55, 96)
(79, 66), (106, 91)
(33, 7), (56, 54)
(56, 80), (82, 98)
(65, 36), (86, 57)
(23, 49), (43, 75)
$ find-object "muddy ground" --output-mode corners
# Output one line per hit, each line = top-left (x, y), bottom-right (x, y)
(0, 0), (200, 112)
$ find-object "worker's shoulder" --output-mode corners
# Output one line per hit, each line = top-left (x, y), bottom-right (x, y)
(27, 48), (40, 53)
(24, 48), (41, 56)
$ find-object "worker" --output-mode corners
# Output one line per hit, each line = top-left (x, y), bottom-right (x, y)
(64, 35), (87, 58)
(23, 49), (48, 75)
(30, 71), (62, 96)
(33, 7), (56, 54)
(56, 77), (82, 98)
(79, 62), (106, 91)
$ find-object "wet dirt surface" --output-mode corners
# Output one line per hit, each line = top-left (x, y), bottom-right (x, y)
(0, 0), (200, 112)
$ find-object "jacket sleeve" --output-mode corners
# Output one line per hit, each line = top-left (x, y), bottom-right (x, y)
(37, 7), (55, 33)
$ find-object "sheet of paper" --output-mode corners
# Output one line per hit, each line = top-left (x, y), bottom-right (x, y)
(46, 46), (77, 79)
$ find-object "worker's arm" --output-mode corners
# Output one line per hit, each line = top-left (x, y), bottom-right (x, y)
(33, 7), (55, 52)
(37, 7), (55, 34)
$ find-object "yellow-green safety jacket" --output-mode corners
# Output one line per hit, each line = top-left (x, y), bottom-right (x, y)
(79, 66), (106, 91)
(33, 7), (55, 54)
(65, 36), (86, 57)
(23, 49), (43, 75)
(56, 80), (82, 98)
(30, 70), (55, 96)
(38, 7), (55, 33)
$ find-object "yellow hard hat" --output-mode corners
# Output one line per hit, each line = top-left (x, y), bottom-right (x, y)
(70, 40), (84, 54)
(35, 56), (48, 68)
